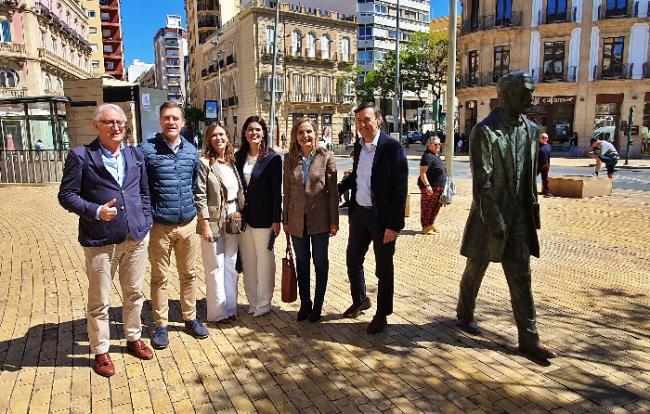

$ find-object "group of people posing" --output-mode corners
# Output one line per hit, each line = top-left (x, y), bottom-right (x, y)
(58, 101), (409, 378)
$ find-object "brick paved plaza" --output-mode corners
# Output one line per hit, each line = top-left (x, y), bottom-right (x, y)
(0, 179), (648, 413)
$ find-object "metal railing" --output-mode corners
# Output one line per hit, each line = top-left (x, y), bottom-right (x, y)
(598, 1), (634, 19)
(456, 71), (503, 89)
(461, 11), (523, 35)
(530, 66), (578, 83)
(539, 8), (576, 24)
(0, 150), (67, 184)
(593, 63), (634, 80)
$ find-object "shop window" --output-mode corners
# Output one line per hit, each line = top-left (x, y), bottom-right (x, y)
(0, 68), (19, 87)
(1, 20), (11, 42)
(543, 41), (565, 81)
(468, 50), (479, 85)
(495, 0), (513, 26)
(493, 46), (510, 82)
(602, 36), (624, 78)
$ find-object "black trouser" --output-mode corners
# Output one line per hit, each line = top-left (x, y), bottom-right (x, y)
(346, 206), (395, 316)
(457, 215), (538, 340)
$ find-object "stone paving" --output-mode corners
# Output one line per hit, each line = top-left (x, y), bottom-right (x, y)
(0, 180), (648, 414)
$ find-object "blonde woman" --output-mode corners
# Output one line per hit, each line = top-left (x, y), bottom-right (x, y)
(195, 122), (245, 323)
(283, 117), (338, 322)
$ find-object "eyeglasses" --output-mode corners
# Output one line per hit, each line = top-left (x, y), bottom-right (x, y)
(98, 120), (126, 128)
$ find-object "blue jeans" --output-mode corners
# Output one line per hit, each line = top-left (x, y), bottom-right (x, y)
(291, 232), (329, 311)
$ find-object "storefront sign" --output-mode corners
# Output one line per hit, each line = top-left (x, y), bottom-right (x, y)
(531, 96), (576, 106)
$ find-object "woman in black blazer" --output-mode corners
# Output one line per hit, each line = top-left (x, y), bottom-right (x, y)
(234, 116), (282, 317)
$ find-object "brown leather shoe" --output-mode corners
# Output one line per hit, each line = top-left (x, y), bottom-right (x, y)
(94, 353), (115, 377)
(366, 314), (387, 334)
(342, 297), (371, 318)
(126, 339), (154, 360)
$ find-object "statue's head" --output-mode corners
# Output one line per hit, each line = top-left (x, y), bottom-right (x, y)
(497, 71), (535, 117)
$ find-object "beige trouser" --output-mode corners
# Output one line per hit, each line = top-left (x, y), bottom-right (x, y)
(240, 226), (276, 315)
(83, 234), (149, 355)
(149, 218), (199, 327)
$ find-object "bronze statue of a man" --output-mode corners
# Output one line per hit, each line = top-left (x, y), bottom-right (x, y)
(457, 71), (556, 361)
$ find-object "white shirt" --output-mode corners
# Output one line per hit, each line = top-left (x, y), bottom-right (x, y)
(599, 141), (618, 157)
(355, 131), (380, 207)
(217, 163), (240, 215)
(243, 154), (258, 186)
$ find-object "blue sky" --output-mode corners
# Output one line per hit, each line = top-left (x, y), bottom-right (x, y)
(123, 1), (454, 67)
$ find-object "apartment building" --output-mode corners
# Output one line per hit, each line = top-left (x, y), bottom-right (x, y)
(153, 15), (188, 104)
(0, 0), (92, 151)
(127, 58), (154, 83)
(192, 0), (357, 145)
(135, 65), (156, 87)
(82, 0), (124, 79)
(457, 0), (650, 156)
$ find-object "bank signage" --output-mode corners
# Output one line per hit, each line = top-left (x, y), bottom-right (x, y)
(531, 96), (576, 106)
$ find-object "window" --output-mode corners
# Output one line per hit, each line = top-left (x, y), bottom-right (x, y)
(468, 50), (479, 84)
(105, 61), (115, 70)
(358, 50), (372, 65)
(89, 27), (97, 34)
(306, 75), (317, 101)
(342, 37), (350, 61)
(102, 29), (111, 38)
(291, 30), (302, 56)
(546, 0), (568, 22)
(103, 44), (113, 53)
(266, 26), (274, 52)
(470, 0), (480, 30)
(100, 12), (110, 22)
(605, 0), (627, 17)
(306, 33), (316, 58)
(44, 75), (51, 91)
(56, 78), (63, 92)
(374, 4), (387, 14)
(0, 68), (19, 87)
(602, 36), (625, 77)
(543, 41), (564, 81)
(1, 20), (11, 42)
(493, 46), (510, 81)
(91, 43), (98, 52)
(40, 31), (45, 47)
(291, 73), (302, 101)
(61, 44), (66, 59)
(92, 60), (100, 68)
(358, 25), (373, 41)
(320, 76), (331, 102)
(320, 35), (330, 59)
(495, 0), (513, 26)
(51, 37), (57, 53)
(87, 10), (95, 18)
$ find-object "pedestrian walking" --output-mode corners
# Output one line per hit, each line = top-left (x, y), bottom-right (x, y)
(538, 133), (552, 197)
(456, 72), (556, 362)
(418, 135), (447, 234)
(141, 102), (208, 350)
(195, 122), (245, 324)
(58, 103), (154, 377)
(234, 116), (282, 317)
(590, 137), (619, 178)
(338, 102), (408, 334)
(283, 117), (339, 323)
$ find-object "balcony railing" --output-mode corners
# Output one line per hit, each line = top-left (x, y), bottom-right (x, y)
(259, 43), (284, 59)
(0, 87), (27, 98)
(593, 63), (634, 80)
(197, 0), (219, 11)
(316, 49), (333, 60)
(539, 8), (576, 24)
(461, 11), (523, 35)
(530, 66), (578, 83)
(598, 2), (634, 19)
(0, 42), (27, 59)
(198, 16), (219, 28)
(456, 72), (502, 89)
(38, 48), (91, 79)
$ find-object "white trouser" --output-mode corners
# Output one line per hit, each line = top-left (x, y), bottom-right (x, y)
(239, 226), (276, 315)
(83, 234), (149, 355)
(201, 232), (240, 322)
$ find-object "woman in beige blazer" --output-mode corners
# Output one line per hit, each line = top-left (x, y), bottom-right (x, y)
(195, 122), (245, 323)
(283, 117), (339, 322)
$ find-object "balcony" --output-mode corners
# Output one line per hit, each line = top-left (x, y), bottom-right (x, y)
(456, 72), (501, 89)
(593, 63), (634, 80)
(461, 11), (523, 35)
(259, 43), (284, 60)
(38, 48), (91, 79)
(597, 2), (635, 19)
(316, 49), (333, 61)
(539, 8), (576, 24)
(338, 52), (355, 64)
(531, 66), (578, 83)
(198, 15), (219, 29)
(0, 87), (27, 98)
(99, 0), (119, 8)
(197, 0), (219, 12)
(0, 42), (27, 59)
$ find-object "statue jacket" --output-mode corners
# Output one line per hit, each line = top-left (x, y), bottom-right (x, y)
(460, 107), (541, 262)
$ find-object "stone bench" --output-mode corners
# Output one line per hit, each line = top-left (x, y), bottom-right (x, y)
(548, 175), (612, 198)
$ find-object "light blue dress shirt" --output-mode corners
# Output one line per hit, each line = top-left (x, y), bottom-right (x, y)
(355, 132), (379, 207)
(300, 151), (315, 186)
(164, 138), (181, 154)
(95, 142), (126, 219)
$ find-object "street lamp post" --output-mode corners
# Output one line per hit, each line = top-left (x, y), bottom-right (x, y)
(394, 0), (401, 141)
(445, 0), (458, 176)
(210, 37), (225, 123)
(268, 0), (281, 149)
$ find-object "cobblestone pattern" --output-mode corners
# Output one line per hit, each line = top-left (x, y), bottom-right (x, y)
(0, 181), (648, 413)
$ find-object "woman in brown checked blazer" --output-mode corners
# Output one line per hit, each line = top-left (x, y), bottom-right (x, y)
(283, 117), (339, 323)
(195, 122), (245, 323)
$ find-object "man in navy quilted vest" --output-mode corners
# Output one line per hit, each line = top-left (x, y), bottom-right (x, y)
(58, 104), (154, 377)
(141, 102), (208, 349)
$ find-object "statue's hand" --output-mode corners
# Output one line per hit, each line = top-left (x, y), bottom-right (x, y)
(488, 219), (507, 240)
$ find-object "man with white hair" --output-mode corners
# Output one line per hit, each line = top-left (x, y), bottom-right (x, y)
(59, 103), (154, 377)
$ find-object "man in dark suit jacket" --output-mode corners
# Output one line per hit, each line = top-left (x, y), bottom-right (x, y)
(456, 71), (556, 362)
(339, 102), (408, 334)
(58, 104), (154, 378)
